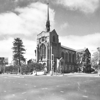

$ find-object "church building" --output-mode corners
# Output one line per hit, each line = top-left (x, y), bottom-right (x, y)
(36, 3), (77, 73)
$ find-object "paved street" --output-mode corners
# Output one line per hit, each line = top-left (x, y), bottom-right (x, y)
(0, 73), (100, 100)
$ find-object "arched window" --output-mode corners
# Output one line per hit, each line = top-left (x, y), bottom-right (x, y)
(68, 53), (69, 62)
(65, 53), (68, 64)
(69, 53), (71, 62)
(61, 52), (64, 59)
(53, 36), (55, 42)
(39, 44), (46, 60)
(74, 53), (76, 63)
(72, 54), (74, 63)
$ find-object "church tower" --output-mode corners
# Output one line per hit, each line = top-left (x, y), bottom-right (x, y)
(46, 2), (50, 32)
(36, 1), (77, 74)
(36, 2), (61, 73)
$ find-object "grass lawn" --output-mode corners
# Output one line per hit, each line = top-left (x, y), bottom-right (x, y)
(0, 74), (100, 100)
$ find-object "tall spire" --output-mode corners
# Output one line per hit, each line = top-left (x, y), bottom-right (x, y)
(46, 2), (50, 32)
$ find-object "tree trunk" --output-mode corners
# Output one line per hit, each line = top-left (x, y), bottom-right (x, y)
(18, 55), (21, 74)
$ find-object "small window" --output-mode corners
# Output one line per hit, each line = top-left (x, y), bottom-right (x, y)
(42, 37), (44, 41)
(53, 36), (55, 42)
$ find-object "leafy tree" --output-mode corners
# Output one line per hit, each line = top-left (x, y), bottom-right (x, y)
(82, 49), (91, 72)
(76, 52), (82, 71)
(91, 51), (98, 69)
(76, 48), (91, 72)
(12, 38), (26, 73)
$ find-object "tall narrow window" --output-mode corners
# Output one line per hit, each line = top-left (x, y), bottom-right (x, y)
(73, 54), (74, 63)
(74, 54), (76, 63)
(61, 52), (64, 59)
(69, 53), (71, 63)
(40, 44), (46, 60)
(53, 36), (55, 42)
(68, 53), (69, 62)
(65, 53), (68, 64)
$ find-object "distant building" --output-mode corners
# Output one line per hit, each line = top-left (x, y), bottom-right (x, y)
(77, 48), (91, 72)
(0, 57), (8, 65)
(0, 57), (8, 73)
(36, 3), (77, 73)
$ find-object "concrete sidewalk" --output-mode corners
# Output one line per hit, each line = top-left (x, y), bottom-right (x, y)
(64, 73), (99, 77)
(46, 72), (99, 77)
(0, 72), (99, 78)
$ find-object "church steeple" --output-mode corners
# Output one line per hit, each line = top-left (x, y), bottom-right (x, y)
(46, 2), (50, 32)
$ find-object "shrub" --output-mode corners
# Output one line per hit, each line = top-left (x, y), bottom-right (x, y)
(4, 63), (44, 74)
(28, 63), (44, 72)
(5, 65), (18, 74)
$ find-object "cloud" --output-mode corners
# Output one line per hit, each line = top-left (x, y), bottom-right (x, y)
(0, 2), (55, 40)
(0, 2), (55, 62)
(60, 23), (68, 30)
(23, 39), (36, 60)
(59, 33), (100, 54)
(56, 0), (99, 13)
(0, 37), (36, 63)
(0, 38), (13, 63)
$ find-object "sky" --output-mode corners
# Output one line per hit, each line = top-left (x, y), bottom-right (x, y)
(0, 0), (100, 63)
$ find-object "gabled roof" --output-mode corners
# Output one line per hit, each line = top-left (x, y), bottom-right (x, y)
(77, 48), (91, 54)
(50, 29), (58, 36)
(37, 31), (47, 36)
(61, 45), (76, 52)
(77, 48), (87, 52)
